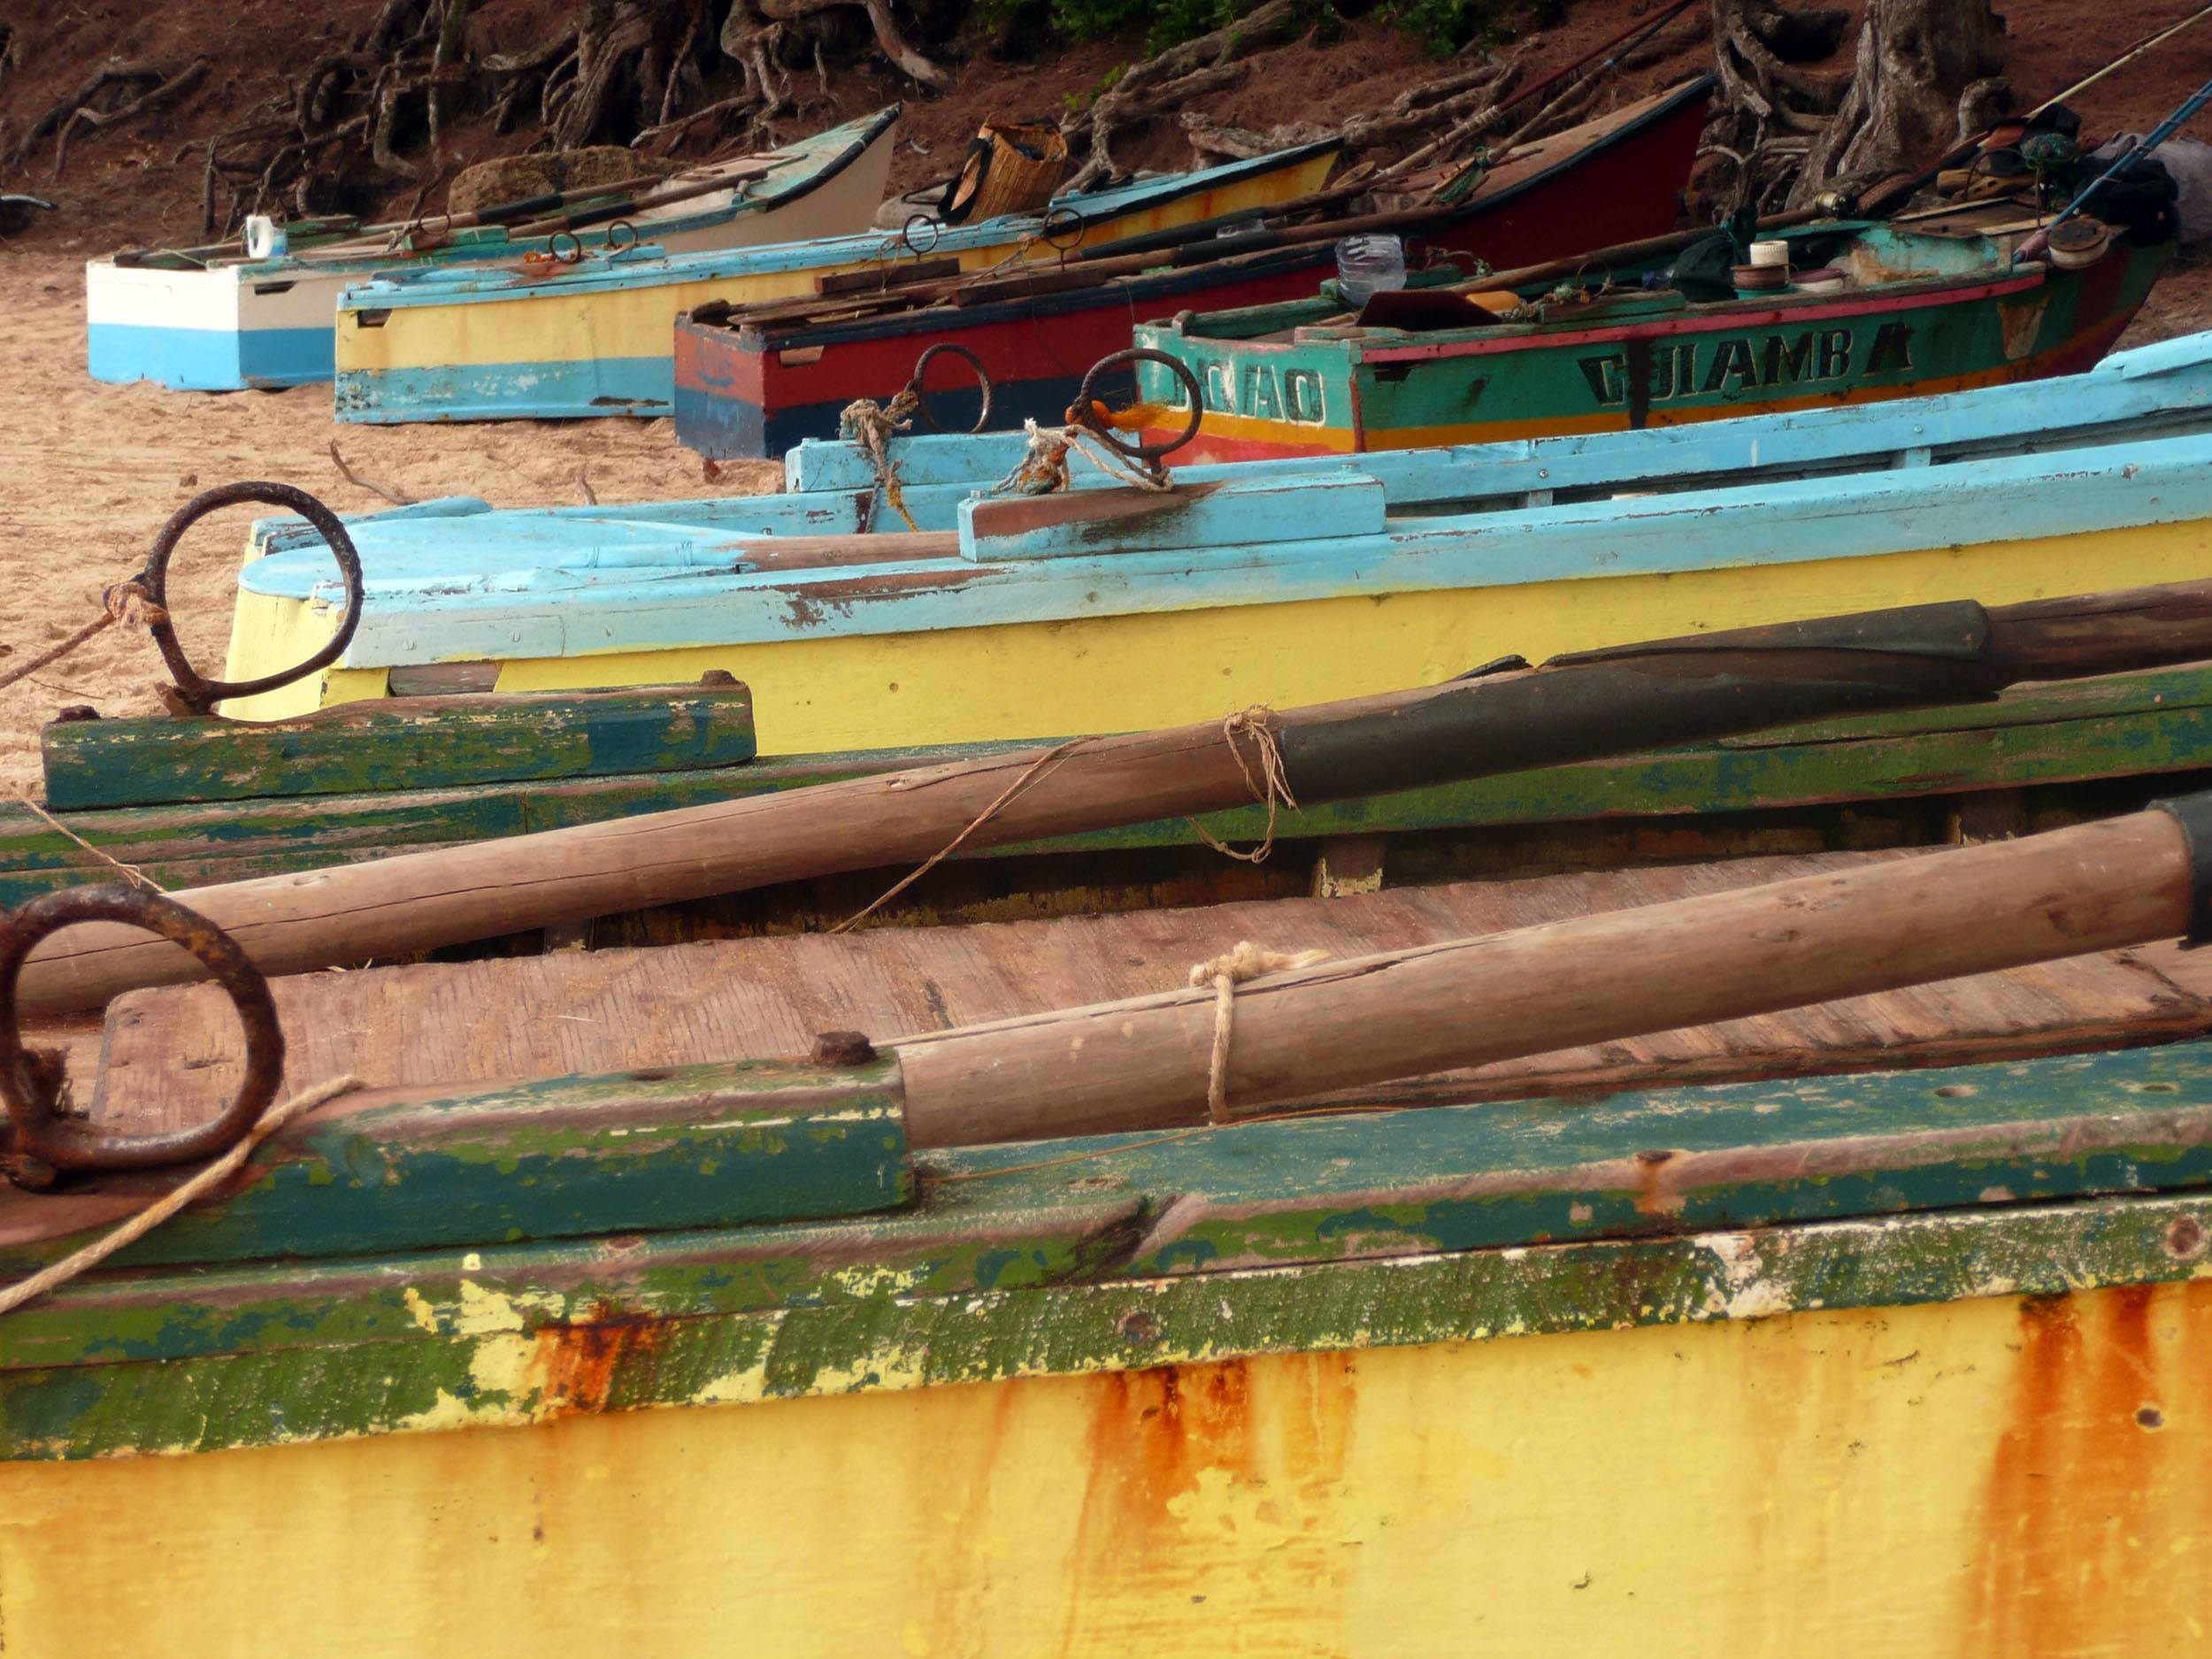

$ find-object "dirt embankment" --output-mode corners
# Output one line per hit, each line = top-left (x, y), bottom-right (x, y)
(2, 1), (2210, 798)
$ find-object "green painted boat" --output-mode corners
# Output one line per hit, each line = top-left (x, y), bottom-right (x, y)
(1130, 220), (2172, 462)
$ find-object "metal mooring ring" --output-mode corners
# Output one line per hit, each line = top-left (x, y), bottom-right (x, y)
(905, 343), (994, 434)
(1040, 206), (1086, 253)
(0, 886), (284, 1171)
(901, 213), (943, 257)
(549, 229), (584, 265)
(129, 481), (364, 714)
(605, 219), (641, 253)
(1069, 347), (1204, 464)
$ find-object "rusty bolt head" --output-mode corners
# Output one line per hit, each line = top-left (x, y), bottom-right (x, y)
(2163, 1215), (2207, 1262)
(810, 1030), (877, 1067)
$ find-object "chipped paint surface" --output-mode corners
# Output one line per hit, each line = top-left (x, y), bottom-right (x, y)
(8, 1279), (2212, 1655)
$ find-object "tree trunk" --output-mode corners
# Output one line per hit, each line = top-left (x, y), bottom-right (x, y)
(1791, 0), (2005, 204)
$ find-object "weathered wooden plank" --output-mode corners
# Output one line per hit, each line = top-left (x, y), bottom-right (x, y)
(4, 679), (2208, 904)
(0, 1057), (909, 1275)
(957, 469), (1385, 562)
(92, 852), (2212, 1141)
(41, 685), (758, 810)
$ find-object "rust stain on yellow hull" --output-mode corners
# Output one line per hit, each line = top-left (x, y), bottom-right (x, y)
(6, 1281), (2212, 1656)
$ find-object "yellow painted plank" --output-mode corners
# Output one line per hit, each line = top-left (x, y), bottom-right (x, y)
(228, 517), (2212, 749)
(4, 1279), (2206, 1656)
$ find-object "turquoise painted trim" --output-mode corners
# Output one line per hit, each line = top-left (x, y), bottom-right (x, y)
(239, 429), (2212, 667)
(277, 331), (2212, 556)
(88, 322), (333, 391)
(334, 353), (673, 423)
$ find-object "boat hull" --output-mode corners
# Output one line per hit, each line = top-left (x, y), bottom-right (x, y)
(1133, 235), (2170, 462)
(670, 80), (1715, 459)
(83, 108), (902, 392)
(2, 1202), (2208, 1657)
(331, 146), (1347, 423)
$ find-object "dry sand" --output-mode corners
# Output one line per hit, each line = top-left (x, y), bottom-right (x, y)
(0, 245), (781, 797)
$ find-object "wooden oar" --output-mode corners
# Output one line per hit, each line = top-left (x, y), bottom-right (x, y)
(19, 578), (2212, 1016)
(902, 800), (2203, 1145)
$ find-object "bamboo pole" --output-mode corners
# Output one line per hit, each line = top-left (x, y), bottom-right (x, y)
(899, 806), (2195, 1147)
(19, 579), (2212, 1017)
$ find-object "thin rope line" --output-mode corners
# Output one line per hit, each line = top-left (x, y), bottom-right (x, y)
(12, 786), (165, 892)
(0, 1075), (362, 1317)
(830, 738), (1091, 933)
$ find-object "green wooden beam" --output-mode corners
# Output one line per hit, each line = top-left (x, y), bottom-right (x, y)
(40, 684), (757, 810)
(8, 1041), (2212, 1457)
(0, 1057), (909, 1277)
(5, 668), (2211, 905)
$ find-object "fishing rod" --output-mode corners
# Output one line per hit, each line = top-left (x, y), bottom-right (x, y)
(2016, 70), (2212, 260)
(1862, 4), (2212, 218)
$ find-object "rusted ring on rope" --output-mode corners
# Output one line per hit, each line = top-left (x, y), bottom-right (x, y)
(128, 481), (365, 714)
(549, 229), (584, 264)
(0, 887), (283, 1172)
(1040, 206), (1086, 252)
(605, 219), (640, 252)
(905, 343), (994, 434)
(1069, 348), (1203, 464)
(902, 213), (942, 257)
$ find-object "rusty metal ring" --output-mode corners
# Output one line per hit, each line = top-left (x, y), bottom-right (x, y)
(549, 229), (584, 264)
(0, 886), (284, 1172)
(902, 213), (942, 257)
(1069, 347), (1203, 464)
(605, 219), (640, 253)
(130, 481), (364, 714)
(905, 343), (994, 435)
(1040, 206), (1086, 252)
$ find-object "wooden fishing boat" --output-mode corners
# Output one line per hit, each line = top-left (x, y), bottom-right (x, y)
(9, 775), (2212, 1653)
(328, 140), (1347, 423)
(222, 334), (2212, 743)
(83, 107), (902, 392)
(669, 78), (1716, 458)
(1129, 217), (2171, 460)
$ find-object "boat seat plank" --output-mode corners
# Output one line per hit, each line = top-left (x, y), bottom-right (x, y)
(90, 850), (2212, 1133)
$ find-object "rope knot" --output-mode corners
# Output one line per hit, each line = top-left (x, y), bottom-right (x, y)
(840, 388), (924, 532)
(103, 580), (169, 630)
(1189, 940), (1328, 1125)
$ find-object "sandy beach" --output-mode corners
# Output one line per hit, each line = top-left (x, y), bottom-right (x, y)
(0, 245), (781, 797)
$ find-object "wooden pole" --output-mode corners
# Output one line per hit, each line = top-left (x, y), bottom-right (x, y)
(19, 579), (2212, 1016)
(900, 807), (2195, 1147)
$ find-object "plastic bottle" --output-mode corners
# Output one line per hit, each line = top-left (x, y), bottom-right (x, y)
(1335, 234), (1407, 307)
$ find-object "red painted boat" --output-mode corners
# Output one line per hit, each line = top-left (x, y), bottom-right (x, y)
(672, 74), (1716, 458)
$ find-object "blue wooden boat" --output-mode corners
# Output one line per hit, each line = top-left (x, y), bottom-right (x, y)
(226, 334), (2212, 745)
(84, 107), (902, 392)
(327, 142), (1347, 423)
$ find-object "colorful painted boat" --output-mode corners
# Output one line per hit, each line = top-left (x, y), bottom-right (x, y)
(1128, 218), (2171, 460)
(669, 78), (1716, 458)
(223, 332), (2212, 746)
(10, 815), (2212, 1654)
(83, 107), (902, 392)
(329, 140), (1348, 422)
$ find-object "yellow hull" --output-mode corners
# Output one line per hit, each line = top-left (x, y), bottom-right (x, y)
(227, 518), (2212, 749)
(334, 154), (1341, 377)
(5, 1278), (2207, 1657)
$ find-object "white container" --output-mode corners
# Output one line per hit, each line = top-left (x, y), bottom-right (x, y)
(1748, 238), (1792, 267)
(1336, 234), (1407, 307)
(243, 215), (288, 261)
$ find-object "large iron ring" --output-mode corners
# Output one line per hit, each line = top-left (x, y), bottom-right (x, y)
(0, 887), (285, 1172)
(906, 343), (994, 434)
(902, 213), (943, 257)
(1070, 348), (1203, 464)
(1040, 206), (1086, 253)
(130, 481), (365, 714)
